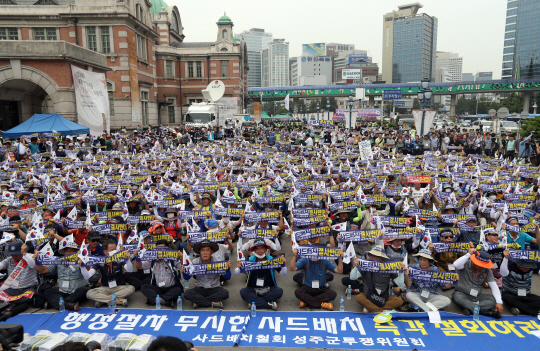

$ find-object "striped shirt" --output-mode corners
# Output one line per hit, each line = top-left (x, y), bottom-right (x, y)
(142, 260), (182, 288)
(502, 261), (532, 295)
(45, 264), (88, 294)
(0, 257), (38, 289)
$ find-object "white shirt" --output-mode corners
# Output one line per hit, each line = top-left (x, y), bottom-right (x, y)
(14, 142), (28, 155)
(305, 137), (313, 147)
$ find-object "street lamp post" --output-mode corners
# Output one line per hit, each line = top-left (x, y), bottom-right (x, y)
(326, 100), (331, 121)
(348, 94), (354, 130)
(417, 76), (432, 136)
(316, 101), (320, 121)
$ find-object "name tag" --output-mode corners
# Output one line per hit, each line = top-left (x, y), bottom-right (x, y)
(421, 289), (430, 298)
(61, 281), (70, 289)
(158, 281), (165, 287)
(470, 288), (478, 297)
(448, 264), (455, 271)
(256, 278), (264, 287)
(493, 262), (498, 269)
(312, 281), (320, 289)
(108, 279), (117, 288)
(144, 269), (150, 274)
(518, 289), (527, 297)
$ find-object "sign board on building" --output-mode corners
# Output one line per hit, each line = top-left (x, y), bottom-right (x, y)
(342, 69), (361, 80)
(302, 43), (326, 57)
(348, 54), (368, 65)
(394, 100), (413, 108)
(383, 89), (402, 100)
(337, 109), (381, 118)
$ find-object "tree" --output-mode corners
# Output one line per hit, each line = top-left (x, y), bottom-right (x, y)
(413, 98), (421, 110)
(521, 116), (540, 137)
(500, 93), (524, 113)
(308, 100), (319, 113)
(297, 99), (307, 114)
(329, 97), (338, 112)
(320, 97), (327, 111)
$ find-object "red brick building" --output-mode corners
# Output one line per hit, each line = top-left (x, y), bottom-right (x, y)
(0, 0), (247, 130)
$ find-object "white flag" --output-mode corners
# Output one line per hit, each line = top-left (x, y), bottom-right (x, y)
(284, 94), (290, 110)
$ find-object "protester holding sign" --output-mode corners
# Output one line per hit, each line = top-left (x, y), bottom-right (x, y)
(403, 249), (454, 312)
(355, 246), (404, 313)
(81, 239), (135, 307)
(289, 246), (343, 311)
(500, 250), (540, 316)
(137, 240), (183, 308)
(452, 248), (503, 318)
(236, 240), (286, 310)
(34, 237), (88, 311)
(183, 239), (231, 308)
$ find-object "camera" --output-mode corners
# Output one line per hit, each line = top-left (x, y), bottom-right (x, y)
(0, 324), (24, 351)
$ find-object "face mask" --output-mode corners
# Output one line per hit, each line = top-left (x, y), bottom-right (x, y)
(33, 189), (39, 194)
(222, 217), (230, 224)
(489, 195), (496, 201)
(254, 252), (266, 259)
(445, 189), (452, 193)
(166, 213), (174, 219)
(391, 243), (401, 249)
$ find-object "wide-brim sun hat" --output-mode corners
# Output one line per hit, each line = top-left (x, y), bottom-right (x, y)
(368, 245), (389, 259)
(414, 249), (434, 260)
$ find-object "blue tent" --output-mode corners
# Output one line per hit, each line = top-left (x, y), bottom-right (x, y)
(2, 114), (90, 139)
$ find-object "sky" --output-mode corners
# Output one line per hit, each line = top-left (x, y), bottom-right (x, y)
(168, 0), (507, 80)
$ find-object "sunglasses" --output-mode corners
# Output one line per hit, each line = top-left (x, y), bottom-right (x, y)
(487, 233), (498, 237)
(441, 235), (453, 239)
(90, 239), (100, 242)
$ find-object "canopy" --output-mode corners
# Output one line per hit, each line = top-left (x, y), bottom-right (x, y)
(2, 114), (90, 139)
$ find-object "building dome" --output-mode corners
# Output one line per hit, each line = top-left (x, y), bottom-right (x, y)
(149, 0), (169, 17)
(217, 12), (233, 25)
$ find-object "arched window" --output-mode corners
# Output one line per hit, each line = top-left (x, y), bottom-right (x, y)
(171, 12), (179, 33)
(222, 29), (228, 40)
(135, 4), (142, 21)
(220, 48), (228, 52)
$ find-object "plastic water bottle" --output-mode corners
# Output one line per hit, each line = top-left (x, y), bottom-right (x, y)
(473, 303), (480, 321)
(184, 278), (189, 289)
(156, 295), (161, 310)
(347, 285), (352, 300)
(111, 293), (116, 308)
(251, 302), (256, 317)
(177, 296), (182, 311)
(340, 296), (345, 312)
(59, 297), (65, 312)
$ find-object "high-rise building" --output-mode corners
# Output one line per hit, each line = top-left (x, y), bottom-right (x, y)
(236, 28), (273, 88)
(382, 3), (438, 83)
(436, 51), (463, 82)
(290, 56), (333, 86)
(476, 72), (493, 81)
(501, 0), (540, 80)
(333, 51), (378, 83)
(434, 68), (452, 107)
(462, 73), (475, 82)
(261, 39), (289, 87)
(289, 57), (298, 86)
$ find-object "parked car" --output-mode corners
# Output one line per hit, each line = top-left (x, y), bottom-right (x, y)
(500, 121), (519, 134)
(461, 122), (471, 127)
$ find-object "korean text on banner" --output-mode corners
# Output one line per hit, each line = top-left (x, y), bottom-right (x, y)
(127, 31), (141, 123)
(71, 65), (110, 136)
